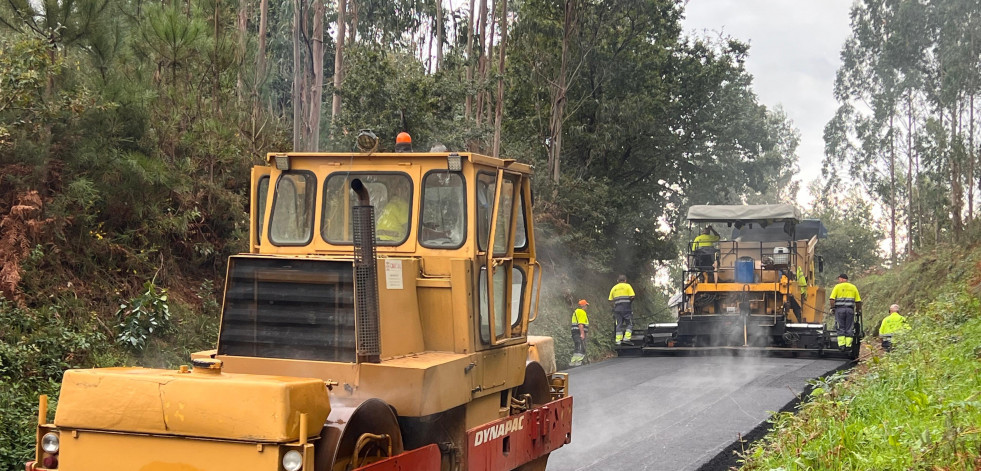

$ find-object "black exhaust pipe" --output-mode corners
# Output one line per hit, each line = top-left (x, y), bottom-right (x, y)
(351, 179), (381, 363)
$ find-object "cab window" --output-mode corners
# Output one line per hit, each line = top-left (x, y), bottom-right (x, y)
(493, 175), (517, 255)
(478, 266), (508, 343)
(256, 175), (269, 244)
(514, 190), (528, 250)
(511, 267), (525, 329)
(476, 172), (496, 252)
(420, 171), (466, 248)
(322, 173), (412, 245)
(479, 266), (526, 343)
(268, 172), (316, 245)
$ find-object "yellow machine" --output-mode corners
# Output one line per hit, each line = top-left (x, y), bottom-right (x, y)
(643, 204), (860, 358)
(28, 132), (572, 471)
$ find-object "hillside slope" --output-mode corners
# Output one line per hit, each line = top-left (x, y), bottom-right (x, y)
(738, 244), (981, 470)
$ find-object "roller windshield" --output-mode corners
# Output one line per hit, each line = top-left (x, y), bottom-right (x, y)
(321, 173), (413, 245)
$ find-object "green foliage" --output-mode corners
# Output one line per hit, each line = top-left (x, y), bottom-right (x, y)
(825, 0), (981, 254)
(0, 298), (105, 470)
(0, 37), (101, 160)
(739, 247), (981, 470)
(116, 281), (172, 352)
(806, 183), (886, 287)
(325, 46), (473, 153)
(859, 243), (981, 341)
(510, 0), (800, 288)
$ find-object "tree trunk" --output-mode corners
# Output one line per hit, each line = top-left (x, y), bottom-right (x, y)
(292, 0), (325, 151)
(464, 0), (476, 121)
(213, 0), (222, 115)
(425, 28), (433, 73)
(348, 0), (358, 46)
(436, 0), (443, 71)
(255, 0), (269, 104)
(483, 0), (497, 127)
(474, 0), (488, 128)
(331, 0), (346, 128)
(237, 0), (249, 103)
(951, 105), (964, 240)
(306, 0), (325, 151)
(292, 0), (302, 150)
(968, 93), (975, 225)
(491, 0), (508, 157)
(481, 0), (498, 128)
(906, 89), (914, 254)
(889, 114), (896, 264)
(548, 0), (574, 184)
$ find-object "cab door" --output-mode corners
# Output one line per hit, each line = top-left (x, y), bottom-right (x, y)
(511, 177), (536, 336)
(475, 169), (522, 347)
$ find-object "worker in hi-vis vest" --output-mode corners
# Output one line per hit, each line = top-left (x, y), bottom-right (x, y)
(829, 273), (862, 350)
(570, 300), (589, 366)
(878, 303), (909, 352)
(609, 275), (636, 345)
(690, 225), (720, 250)
(376, 178), (411, 242)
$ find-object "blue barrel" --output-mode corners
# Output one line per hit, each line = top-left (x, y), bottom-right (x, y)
(735, 257), (755, 283)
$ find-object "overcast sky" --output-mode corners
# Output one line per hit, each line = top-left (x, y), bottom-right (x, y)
(681, 0), (854, 206)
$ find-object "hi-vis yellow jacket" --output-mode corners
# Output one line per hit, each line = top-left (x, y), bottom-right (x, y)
(879, 312), (909, 336)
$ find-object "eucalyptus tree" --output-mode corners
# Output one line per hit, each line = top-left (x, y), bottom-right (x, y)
(827, 0), (981, 253)
(291, 0), (326, 151)
(505, 0), (800, 279)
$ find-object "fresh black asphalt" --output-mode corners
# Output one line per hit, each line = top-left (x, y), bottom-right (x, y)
(546, 353), (849, 471)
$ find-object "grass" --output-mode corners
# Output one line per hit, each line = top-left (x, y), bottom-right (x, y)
(738, 245), (981, 470)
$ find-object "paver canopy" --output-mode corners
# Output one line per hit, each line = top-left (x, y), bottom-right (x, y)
(686, 204), (801, 223)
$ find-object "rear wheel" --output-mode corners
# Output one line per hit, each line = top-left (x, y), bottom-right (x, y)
(512, 363), (553, 470)
(315, 398), (405, 471)
(516, 362), (551, 406)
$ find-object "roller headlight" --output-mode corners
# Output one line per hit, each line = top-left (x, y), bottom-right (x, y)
(41, 432), (60, 453)
(282, 450), (303, 471)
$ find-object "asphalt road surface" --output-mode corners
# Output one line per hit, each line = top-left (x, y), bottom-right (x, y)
(546, 353), (848, 471)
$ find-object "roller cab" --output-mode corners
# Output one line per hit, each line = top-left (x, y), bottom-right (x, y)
(29, 140), (571, 471)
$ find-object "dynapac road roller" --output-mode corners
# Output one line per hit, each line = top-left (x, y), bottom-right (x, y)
(641, 204), (862, 359)
(27, 131), (572, 471)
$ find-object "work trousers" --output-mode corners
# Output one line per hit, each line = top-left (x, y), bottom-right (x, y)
(834, 306), (855, 346)
(571, 325), (589, 356)
(614, 308), (633, 343)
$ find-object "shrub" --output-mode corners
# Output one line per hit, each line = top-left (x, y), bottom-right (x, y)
(116, 281), (172, 352)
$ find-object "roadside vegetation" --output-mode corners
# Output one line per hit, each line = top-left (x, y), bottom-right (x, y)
(739, 243), (981, 470)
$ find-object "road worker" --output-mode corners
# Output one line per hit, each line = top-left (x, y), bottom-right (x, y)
(570, 300), (590, 366)
(377, 178), (410, 241)
(691, 225), (720, 250)
(796, 265), (807, 300)
(878, 303), (909, 352)
(609, 275), (636, 345)
(829, 273), (862, 351)
(691, 226), (721, 275)
(786, 264), (807, 321)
